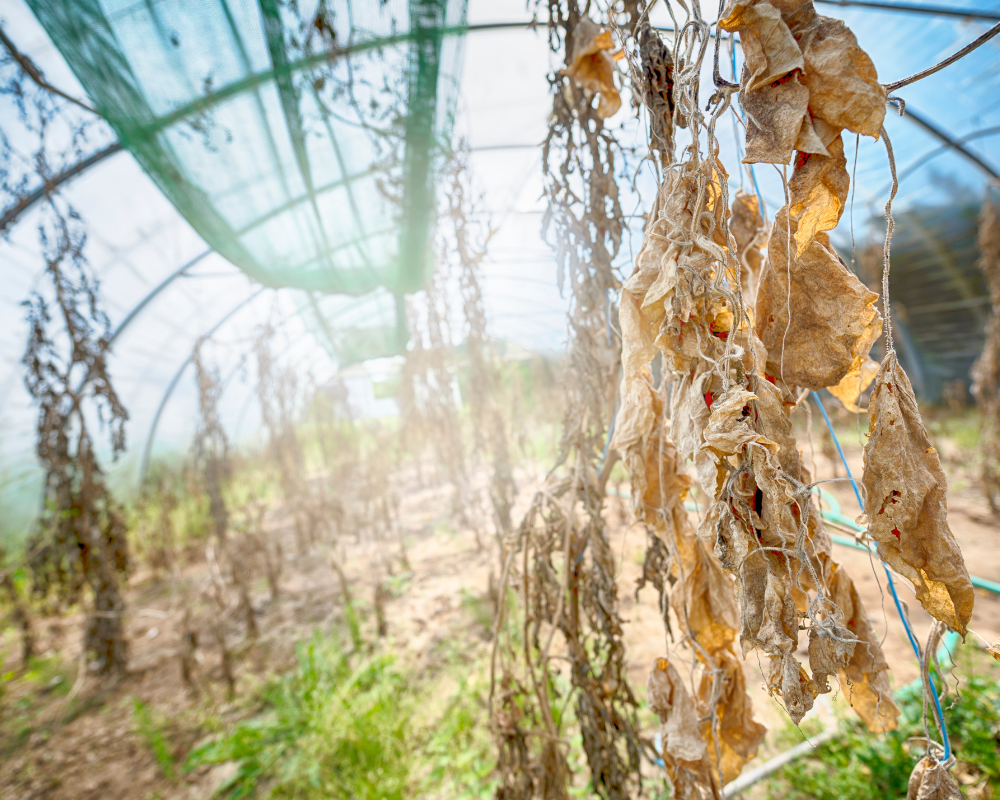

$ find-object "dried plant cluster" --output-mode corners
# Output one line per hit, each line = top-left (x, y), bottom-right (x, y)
(972, 185), (1000, 516)
(193, 339), (231, 544)
(448, 150), (517, 539)
(255, 324), (306, 503)
(490, 5), (649, 799)
(22, 201), (130, 675)
(1, 11), (130, 676)
(612, 0), (974, 796)
(403, 260), (483, 540)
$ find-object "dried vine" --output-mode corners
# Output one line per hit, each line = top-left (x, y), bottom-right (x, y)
(491, 5), (648, 798)
(447, 147), (517, 539)
(22, 200), (130, 675)
(192, 339), (231, 543)
(254, 323), (305, 503)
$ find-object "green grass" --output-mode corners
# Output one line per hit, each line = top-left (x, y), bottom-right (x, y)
(133, 699), (177, 780)
(0, 652), (72, 755)
(764, 650), (1000, 799)
(184, 632), (497, 799)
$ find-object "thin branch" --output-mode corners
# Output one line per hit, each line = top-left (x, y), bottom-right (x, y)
(0, 24), (98, 114)
(882, 21), (1000, 92)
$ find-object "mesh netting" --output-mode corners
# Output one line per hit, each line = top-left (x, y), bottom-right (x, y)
(29, 0), (467, 363)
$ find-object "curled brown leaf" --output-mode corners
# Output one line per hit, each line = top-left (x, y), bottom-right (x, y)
(756, 209), (882, 390)
(861, 351), (975, 635)
(565, 18), (621, 119)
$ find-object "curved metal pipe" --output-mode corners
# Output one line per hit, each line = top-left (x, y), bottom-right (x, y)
(138, 287), (265, 482)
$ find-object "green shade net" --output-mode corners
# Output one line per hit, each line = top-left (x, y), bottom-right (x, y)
(29, 0), (467, 359)
(297, 288), (409, 367)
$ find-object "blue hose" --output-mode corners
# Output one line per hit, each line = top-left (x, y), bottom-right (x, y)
(813, 392), (952, 762)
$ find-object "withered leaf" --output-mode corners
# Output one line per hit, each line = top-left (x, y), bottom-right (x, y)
(827, 356), (879, 414)
(740, 69), (812, 165)
(861, 352), (975, 635)
(767, 653), (818, 724)
(613, 366), (657, 452)
(648, 657), (709, 762)
(756, 209), (882, 390)
(989, 637), (1000, 663)
(699, 649), (768, 784)
(671, 371), (720, 497)
(672, 516), (741, 656)
(807, 623), (856, 694)
(906, 757), (963, 800)
(768, 0), (820, 35)
(798, 16), (886, 138)
(729, 190), (767, 306)
(788, 133), (849, 255)
(828, 558), (900, 731)
(565, 18), (622, 119)
(720, 0), (804, 92)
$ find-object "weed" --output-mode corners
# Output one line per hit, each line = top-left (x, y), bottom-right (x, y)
(185, 628), (501, 799)
(185, 634), (411, 799)
(765, 650), (1000, 800)
(132, 699), (176, 780)
(384, 570), (413, 598)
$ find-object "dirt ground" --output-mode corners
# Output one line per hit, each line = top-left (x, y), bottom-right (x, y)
(1, 425), (997, 800)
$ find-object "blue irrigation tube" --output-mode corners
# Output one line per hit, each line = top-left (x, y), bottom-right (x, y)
(812, 391), (952, 763)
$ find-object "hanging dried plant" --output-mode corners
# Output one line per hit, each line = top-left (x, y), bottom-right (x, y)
(618, 0), (901, 759)
(447, 147), (516, 538)
(490, 4), (648, 798)
(192, 338), (230, 543)
(254, 323), (305, 501)
(861, 352), (975, 635)
(22, 200), (130, 675)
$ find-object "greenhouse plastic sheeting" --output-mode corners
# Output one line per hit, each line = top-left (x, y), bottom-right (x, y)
(27, 0), (467, 298)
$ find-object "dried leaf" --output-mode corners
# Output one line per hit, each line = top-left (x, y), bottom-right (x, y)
(702, 386), (779, 462)
(740, 69), (811, 165)
(565, 18), (622, 119)
(988, 637), (1000, 662)
(699, 649), (767, 783)
(613, 366), (657, 452)
(827, 356), (879, 414)
(788, 133), (849, 255)
(769, 0), (820, 35)
(620, 288), (660, 386)
(807, 623), (856, 693)
(671, 371), (720, 496)
(756, 209), (882, 390)
(648, 657), (708, 762)
(798, 16), (886, 138)
(720, 0), (804, 92)
(861, 352), (975, 635)
(671, 513), (741, 655)
(828, 558), (900, 731)
(767, 652), (818, 724)
(729, 190), (767, 306)
(907, 757), (963, 800)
